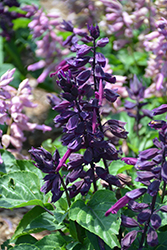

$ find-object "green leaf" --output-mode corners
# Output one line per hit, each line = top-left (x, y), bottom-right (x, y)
(86, 230), (112, 250)
(0, 171), (44, 208)
(15, 235), (38, 245)
(24, 212), (64, 232)
(69, 190), (121, 248)
(109, 160), (126, 175)
(35, 232), (69, 250)
(12, 206), (48, 240)
(10, 244), (40, 250)
(0, 149), (17, 175)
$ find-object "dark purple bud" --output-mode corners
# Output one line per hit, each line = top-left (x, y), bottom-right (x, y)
(128, 200), (149, 212)
(136, 171), (155, 181)
(152, 154), (162, 164)
(88, 24), (100, 39)
(76, 69), (91, 85)
(126, 188), (147, 199)
(68, 180), (83, 198)
(61, 20), (73, 32)
(53, 149), (61, 166)
(81, 35), (93, 43)
(121, 230), (138, 250)
(53, 100), (71, 111)
(63, 35), (74, 46)
(54, 111), (76, 124)
(103, 73), (116, 83)
(149, 120), (167, 130)
(66, 167), (83, 184)
(68, 136), (82, 151)
(77, 44), (92, 57)
(96, 167), (121, 187)
(41, 173), (63, 202)
(124, 100), (136, 109)
(159, 205), (167, 212)
(29, 147), (54, 173)
(66, 114), (79, 131)
(153, 104), (167, 115)
(62, 92), (75, 102)
(96, 37), (109, 47)
(104, 88), (119, 102)
(148, 180), (160, 196)
(151, 213), (161, 229)
(106, 119), (128, 139)
(96, 52), (106, 67)
(68, 56), (90, 68)
(147, 228), (158, 247)
(83, 147), (93, 163)
(121, 215), (139, 228)
(130, 75), (143, 96)
(141, 109), (154, 119)
(95, 65), (104, 79)
(137, 209), (151, 224)
(68, 153), (84, 170)
(138, 148), (159, 161)
(161, 162), (167, 183)
(153, 137), (163, 149)
(135, 160), (156, 171)
(122, 157), (138, 165)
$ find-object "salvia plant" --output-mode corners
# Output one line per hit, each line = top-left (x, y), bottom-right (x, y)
(2, 1), (167, 250)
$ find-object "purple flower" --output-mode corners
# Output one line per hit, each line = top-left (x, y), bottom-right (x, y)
(87, 24), (100, 39)
(121, 215), (139, 228)
(153, 104), (167, 115)
(121, 230), (138, 250)
(147, 228), (158, 247)
(105, 188), (147, 216)
(29, 147), (64, 202)
(150, 213), (161, 230)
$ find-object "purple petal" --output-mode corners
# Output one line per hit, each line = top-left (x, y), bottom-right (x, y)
(121, 230), (138, 250)
(96, 37), (109, 47)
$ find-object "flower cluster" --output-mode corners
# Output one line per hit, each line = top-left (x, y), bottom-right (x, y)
(124, 75), (153, 135)
(100, 0), (156, 50)
(30, 24), (128, 202)
(23, 5), (68, 83)
(0, 68), (51, 160)
(0, 0), (25, 40)
(106, 104), (167, 248)
(144, 17), (167, 92)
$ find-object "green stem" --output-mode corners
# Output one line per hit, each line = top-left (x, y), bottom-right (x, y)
(59, 174), (71, 207)
(139, 194), (157, 249)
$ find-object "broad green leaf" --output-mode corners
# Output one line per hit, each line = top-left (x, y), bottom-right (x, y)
(12, 205), (51, 240)
(15, 235), (38, 245)
(10, 244), (40, 250)
(66, 238), (93, 250)
(86, 230), (112, 250)
(0, 171), (44, 208)
(24, 212), (64, 232)
(0, 149), (17, 175)
(109, 160), (126, 175)
(35, 232), (69, 250)
(69, 190), (121, 248)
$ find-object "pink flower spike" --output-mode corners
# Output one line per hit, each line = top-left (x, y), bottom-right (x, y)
(56, 148), (72, 172)
(99, 79), (103, 106)
(105, 195), (130, 216)
(92, 108), (97, 133)
(156, 73), (164, 90)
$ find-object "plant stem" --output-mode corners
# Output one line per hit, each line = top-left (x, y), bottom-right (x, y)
(59, 174), (71, 207)
(139, 194), (157, 249)
(91, 162), (97, 192)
